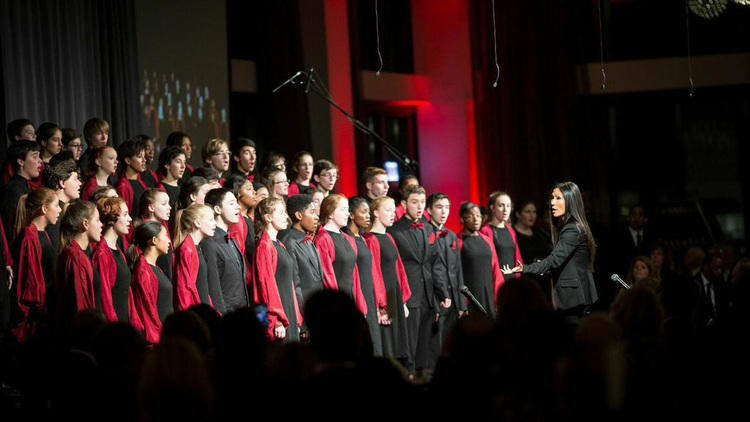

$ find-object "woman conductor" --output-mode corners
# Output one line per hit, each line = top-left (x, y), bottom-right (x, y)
(505, 182), (598, 319)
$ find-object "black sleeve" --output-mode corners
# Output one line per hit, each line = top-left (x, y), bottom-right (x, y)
(453, 240), (467, 311)
(201, 239), (227, 314)
(431, 241), (450, 300)
(524, 226), (580, 275)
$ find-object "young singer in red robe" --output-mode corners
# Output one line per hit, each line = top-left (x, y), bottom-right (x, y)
(364, 196), (412, 363)
(287, 151), (315, 197)
(480, 191), (523, 282)
(92, 198), (137, 324)
(80, 146), (117, 201)
(313, 194), (368, 316)
(173, 204), (216, 310)
(56, 201), (103, 333)
(136, 189), (173, 280)
(345, 196), (389, 356)
(115, 138), (149, 217)
(11, 188), (61, 342)
(253, 197), (303, 341)
(459, 202), (503, 318)
(130, 221), (173, 344)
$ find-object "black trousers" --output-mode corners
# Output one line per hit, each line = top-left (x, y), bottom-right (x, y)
(406, 305), (437, 371)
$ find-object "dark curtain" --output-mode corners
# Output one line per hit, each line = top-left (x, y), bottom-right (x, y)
(468, 0), (607, 208)
(0, 0), (140, 150)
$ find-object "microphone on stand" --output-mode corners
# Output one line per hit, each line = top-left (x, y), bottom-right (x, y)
(610, 274), (631, 289)
(304, 68), (314, 93)
(460, 285), (488, 315)
(272, 71), (302, 93)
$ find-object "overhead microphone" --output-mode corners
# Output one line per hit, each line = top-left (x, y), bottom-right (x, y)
(610, 274), (631, 289)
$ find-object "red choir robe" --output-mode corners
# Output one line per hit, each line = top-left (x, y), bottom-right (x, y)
(11, 225), (46, 342)
(228, 217), (253, 286)
(91, 240), (140, 326)
(458, 232), (505, 304)
(253, 232), (303, 339)
(0, 217), (12, 268)
(56, 240), (96, 326)
(80, 175), (112, 201)
(132, 255), (162, 344)
(362, 232), (412, 308)
(313, 226), (368, 316)
(287, 180), (314, 197)
(479, 223), (524, 282)
(173, 234), (206, 310)
(115, 174), (148, 215)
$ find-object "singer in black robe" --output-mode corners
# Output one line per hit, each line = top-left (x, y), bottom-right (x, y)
(353, 235), (382, 356)
(459, 234), (503, 318)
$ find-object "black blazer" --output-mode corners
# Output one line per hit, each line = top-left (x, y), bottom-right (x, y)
(279, 228), (325, 301)
(432, 228), (466, 310)
(388, 216), (438, 310)
(524, 222), (598, 310)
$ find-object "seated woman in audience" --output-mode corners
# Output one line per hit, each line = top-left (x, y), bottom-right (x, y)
(129, 221), (172, 345)
(512, 199), (552, 264)
(115, 137), (149, 215)
(481, 191), (523, 282)
(37, 122), (62, 165)
(312, 159), (338, 198)
(288, 151), (315, 197)
(253, 197), (303, 341)
(157, 145), (187, 208)
(263, 166), (289, 200)
(173, 204), (215, 310)
(626, 256), (658, 286)
(649, 242), (676, 282)
(81, 146), (118, 201)
(11, 188), (61, 342)
(313, 194), (367, 315)
(136, 189), (173, 280)
(92, 197), (136, 324)
(55, 201), (103, 333)
(165, 131), (194, 182)
(61, 128), (84, 162)
(363, 196), (410, 363)
(459, 201), (503, 317)
(345, 196), (388, 356)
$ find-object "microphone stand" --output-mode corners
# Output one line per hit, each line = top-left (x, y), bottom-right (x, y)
(460, 286), (488, 315)
(273, 70), (419, 172)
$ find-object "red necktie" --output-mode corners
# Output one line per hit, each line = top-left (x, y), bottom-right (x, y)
(410, 222), (425, 230)
(438, 229), (449, 238)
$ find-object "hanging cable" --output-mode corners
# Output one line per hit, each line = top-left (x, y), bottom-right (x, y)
(491, 0), (500, 87)
(375, 0), (383, 76)
(685, 0), (695, 97)
(598, 0), (607, 90)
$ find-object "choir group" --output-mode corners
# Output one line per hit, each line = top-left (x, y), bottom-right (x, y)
(0, 117), (592, 374)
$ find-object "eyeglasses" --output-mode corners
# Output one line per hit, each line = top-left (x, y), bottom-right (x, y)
(212, 151), (230, 158)
(68, 144), (83, 150)
(318, 173), (338, 180)
(274, 179), (291, 185)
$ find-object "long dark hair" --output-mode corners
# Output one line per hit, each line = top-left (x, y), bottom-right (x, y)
(125, 221), (164, 266)
(550, 181), (596, 268)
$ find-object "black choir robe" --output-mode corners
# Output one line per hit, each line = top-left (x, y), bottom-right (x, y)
(278, 228), (326, 301)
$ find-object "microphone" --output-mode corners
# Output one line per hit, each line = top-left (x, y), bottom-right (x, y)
(460, 285), (488, 315)
(304, 68), (314, 94)
(272, 71), (302, 93)
(610, 274), (631, 289)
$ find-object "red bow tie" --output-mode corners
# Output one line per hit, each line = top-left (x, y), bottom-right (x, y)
(410, 222), (425, 230)
(438, 229), (450, 238)
(304, 234), (313, 243)
(248, 174), (255, 183)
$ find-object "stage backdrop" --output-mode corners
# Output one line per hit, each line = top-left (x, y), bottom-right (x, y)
(134, 0), (229, 164)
